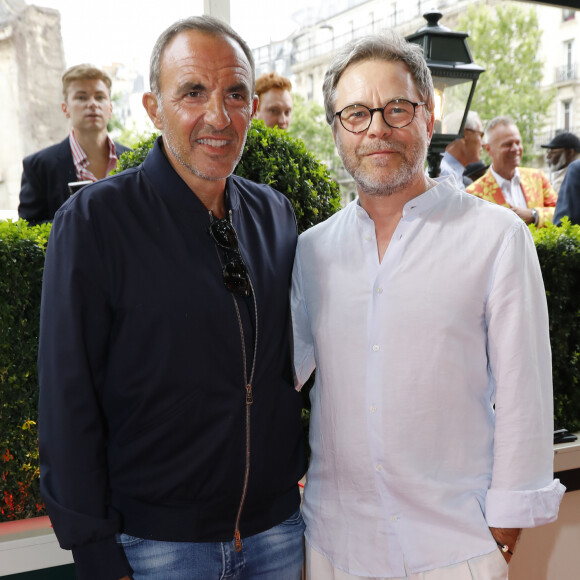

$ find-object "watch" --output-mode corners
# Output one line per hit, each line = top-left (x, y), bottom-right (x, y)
(497, 542), (514, 555)
(530, 208), (538, 225)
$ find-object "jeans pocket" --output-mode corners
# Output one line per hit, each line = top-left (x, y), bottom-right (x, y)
(116, 532), (146, 547)
(279, 509), (305, 527)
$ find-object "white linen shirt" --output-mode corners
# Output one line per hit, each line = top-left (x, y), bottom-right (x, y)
(291, 177), (565, 577)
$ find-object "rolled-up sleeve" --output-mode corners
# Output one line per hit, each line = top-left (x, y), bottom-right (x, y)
(484, 221), (565, 527)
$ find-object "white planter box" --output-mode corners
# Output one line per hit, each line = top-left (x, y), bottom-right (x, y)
(0, 516), (73, 577)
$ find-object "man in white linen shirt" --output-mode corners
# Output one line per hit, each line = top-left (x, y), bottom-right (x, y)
(291, 31), (565, 580)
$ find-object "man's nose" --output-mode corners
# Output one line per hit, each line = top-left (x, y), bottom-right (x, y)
(367, 109), (392, 138)
(205, 95), (231, 129)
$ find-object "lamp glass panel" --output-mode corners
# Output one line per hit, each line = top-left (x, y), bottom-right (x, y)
(432, 76), (473, 135)
(429, 37), (470, 63)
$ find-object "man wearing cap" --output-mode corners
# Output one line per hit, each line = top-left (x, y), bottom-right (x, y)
(466, 116), (557, 228)
(541, 131), (580, 194)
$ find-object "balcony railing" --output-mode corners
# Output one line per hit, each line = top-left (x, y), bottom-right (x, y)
(556, 63), (577, 83)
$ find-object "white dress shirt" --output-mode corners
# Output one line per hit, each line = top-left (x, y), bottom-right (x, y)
(291, 177), (564, 577)
(490, 166), (527, 208)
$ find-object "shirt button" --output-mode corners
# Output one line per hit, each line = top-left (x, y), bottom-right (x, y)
(376, 287), (383, 294)
(372, 344), (380, 352)
(365, 235), (372, 241)
(391, 515), (398, 522)
(375, 464), (383, 472)
(370, 405), (377, 413)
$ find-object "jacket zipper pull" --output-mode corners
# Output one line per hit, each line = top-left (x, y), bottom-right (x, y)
(245, 384), (253, 405)
(234, 528), (242, 552)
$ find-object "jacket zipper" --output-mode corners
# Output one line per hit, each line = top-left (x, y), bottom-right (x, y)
(234, 383), (253, 551)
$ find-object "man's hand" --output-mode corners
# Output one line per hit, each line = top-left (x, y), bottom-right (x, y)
(490, 527), (521, 564)
(510, 205), (534, 224)
(118, 577), (131, 580)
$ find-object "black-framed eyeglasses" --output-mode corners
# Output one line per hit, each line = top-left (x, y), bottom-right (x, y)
(208, 218), (250, 297)
(335, 99), (426, 134)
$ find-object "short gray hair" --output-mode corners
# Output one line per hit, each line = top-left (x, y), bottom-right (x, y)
(484, 116), (516, 142)
(464, 110), (482, 132)
(322, 31), (434, 126)
(149, 15), (255, 97)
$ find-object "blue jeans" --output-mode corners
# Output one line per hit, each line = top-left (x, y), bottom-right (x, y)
(116, 509), (305, 579)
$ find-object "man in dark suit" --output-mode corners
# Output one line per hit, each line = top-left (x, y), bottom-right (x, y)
(18, 64), (130, 225)
(554, 159), (580, 226)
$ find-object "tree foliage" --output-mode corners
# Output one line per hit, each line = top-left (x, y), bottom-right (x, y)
(287, 95), (342, 180)
(457, 2), (554, 164)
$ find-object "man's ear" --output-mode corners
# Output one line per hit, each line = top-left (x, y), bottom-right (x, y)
(61, 102), (69, 118)
(142, 92), (164, 131)
(250, 95), (259, 120)
(426, 110), (435, 141)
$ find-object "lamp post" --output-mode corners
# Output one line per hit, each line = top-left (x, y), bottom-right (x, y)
(406, 11), (484, 178)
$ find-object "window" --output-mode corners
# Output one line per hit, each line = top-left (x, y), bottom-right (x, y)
(562, 101), (572, 132)
(565, 40), (574, 78)
(563, 9), (575, 22)
(558, 40), (576, 82)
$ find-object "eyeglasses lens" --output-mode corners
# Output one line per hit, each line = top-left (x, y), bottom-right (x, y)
(223, 257), (250, 296)
(209, 219), (239, 251)
(339, 99), (417, 133)
(209, 218), (250, 297)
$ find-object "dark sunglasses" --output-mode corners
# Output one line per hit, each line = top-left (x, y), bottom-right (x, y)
(208, 218), (250, 297)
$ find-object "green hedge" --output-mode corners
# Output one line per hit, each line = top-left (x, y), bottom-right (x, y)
(1, 220), (50, 520)
(532, 218), (580, 432)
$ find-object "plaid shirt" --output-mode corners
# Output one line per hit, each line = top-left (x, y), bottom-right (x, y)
(69, 130), (119, 182)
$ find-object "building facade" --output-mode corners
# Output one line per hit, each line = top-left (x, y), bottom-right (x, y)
(537, 4), (580, 144)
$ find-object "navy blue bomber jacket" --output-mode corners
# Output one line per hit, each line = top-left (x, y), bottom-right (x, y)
(38, 138), (306, 579)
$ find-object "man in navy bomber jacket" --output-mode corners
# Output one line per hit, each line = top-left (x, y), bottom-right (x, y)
(38, 16), (306, 580)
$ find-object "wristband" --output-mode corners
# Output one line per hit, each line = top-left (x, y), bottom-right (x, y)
(496, 541), (513, 555)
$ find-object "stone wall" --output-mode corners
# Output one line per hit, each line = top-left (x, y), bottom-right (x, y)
(0, 1), (67, 212)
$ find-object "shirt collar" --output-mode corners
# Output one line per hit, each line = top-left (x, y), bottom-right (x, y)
(69, 130), (119, 181)
(354, 177), (459, 222)
(490, 165), (520, 190)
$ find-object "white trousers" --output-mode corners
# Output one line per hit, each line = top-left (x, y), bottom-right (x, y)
(305, 542), (509, 580)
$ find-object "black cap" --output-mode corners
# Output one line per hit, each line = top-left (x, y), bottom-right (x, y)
(463, 161), (489, 179)
(541, 132), (580, 152)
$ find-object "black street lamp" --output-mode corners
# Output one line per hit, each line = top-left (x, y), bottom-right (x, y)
(406, 11), (484, 178)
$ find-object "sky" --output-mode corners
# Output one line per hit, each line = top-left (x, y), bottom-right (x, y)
(33, 0), (313, 74)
